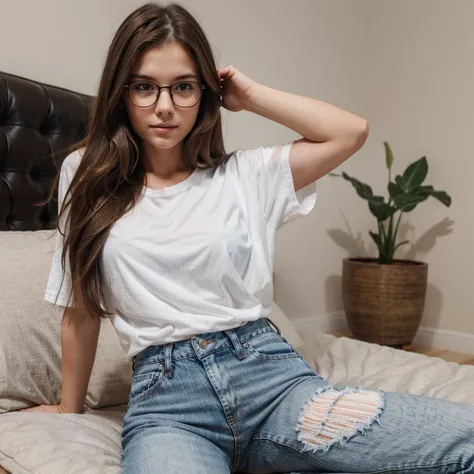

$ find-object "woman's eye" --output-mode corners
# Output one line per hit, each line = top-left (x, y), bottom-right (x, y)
(174, 82), (192, 91)
(135, 83), (154, 91)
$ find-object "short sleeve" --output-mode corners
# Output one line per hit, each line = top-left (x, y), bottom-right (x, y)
(44, 149), (82, 307)
(234, 142), (317, 230)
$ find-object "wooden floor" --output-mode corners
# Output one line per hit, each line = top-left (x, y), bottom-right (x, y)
(330, 331), (474, 365)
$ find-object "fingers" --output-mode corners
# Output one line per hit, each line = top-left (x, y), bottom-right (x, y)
(217, 65), (233, 81)
(19, 406), (39, 412)
(19, 405), (61, 414)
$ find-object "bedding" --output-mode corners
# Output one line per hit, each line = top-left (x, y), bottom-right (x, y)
(1, 332), (474, 473)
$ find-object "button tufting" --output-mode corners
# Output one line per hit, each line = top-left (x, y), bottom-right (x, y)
(0, 71), (93, 230)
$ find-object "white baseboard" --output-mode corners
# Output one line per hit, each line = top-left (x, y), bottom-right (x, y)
(412, 327), (474, 355)
(293, 312), (474, 355)
(293, 312), (347, 335)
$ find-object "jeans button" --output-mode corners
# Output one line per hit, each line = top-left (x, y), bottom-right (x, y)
(199, 339), (208, 349)
(243, 343), (249, 349)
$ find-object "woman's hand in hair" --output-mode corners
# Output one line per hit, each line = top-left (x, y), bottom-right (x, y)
(217, 65), (258, 112)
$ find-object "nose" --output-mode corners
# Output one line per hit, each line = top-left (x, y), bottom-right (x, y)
(154, 88), (174, 116)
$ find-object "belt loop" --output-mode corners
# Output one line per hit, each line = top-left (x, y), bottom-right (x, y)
(164, 343), (173, 379)
(225, 330), (246, 360)
(267, 317), (281, 335)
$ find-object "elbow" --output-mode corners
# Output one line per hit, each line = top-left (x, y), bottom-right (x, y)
(354, 118), (369, 150)
(340, 118), (369, 158)
(336, 119), (369, 165)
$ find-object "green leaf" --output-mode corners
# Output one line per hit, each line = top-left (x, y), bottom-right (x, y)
(369, 231), (383, 248)
(369, 200), (397, 221)
(388, 182), (404, 200)
(416, 186), (452, 206)
(416, 185), (434, 195)
(395, 175), (407, 191)
(384, 142), (394, 169)
(401, 203), (416, 212)
(369, 231), (387, 262)
(341, 172), (382, 202)
(393, 240), (410, 253)
(430, 190), (451, 206)
(393, 191), (429, 212)
(402, 157), (428, 191)
(411, 185), (452, 207)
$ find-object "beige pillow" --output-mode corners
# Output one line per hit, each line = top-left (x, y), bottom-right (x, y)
(0, 231), (132, 413)
(0, 405), (126, 474)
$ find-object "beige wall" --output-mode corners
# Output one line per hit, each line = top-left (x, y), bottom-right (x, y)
(362, 0), (474, 334)
(0, 0), (470, 334)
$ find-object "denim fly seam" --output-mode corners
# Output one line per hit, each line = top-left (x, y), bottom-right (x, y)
(295, 385), (385, 454)
(164, 342), (173, 378)
(224, 329), (248, 471)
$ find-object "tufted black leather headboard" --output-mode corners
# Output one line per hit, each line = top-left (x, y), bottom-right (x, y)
(0, 71), (93, 231)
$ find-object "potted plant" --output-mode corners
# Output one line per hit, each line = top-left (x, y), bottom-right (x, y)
(331, 142), (452, 347)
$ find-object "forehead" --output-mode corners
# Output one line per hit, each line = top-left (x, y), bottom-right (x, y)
(131, 42), (199, 82)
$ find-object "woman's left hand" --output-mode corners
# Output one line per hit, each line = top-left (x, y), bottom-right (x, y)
(217, 65), (259, 112)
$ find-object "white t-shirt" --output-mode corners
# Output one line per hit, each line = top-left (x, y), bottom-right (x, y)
(44, 142), (317, 359)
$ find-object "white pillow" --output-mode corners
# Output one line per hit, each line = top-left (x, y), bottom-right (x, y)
(0, 231), (132, 413)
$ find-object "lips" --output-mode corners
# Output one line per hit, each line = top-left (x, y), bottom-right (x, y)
(151, 124), (177, 129)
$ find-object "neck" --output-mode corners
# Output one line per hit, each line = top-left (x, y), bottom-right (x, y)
(140, 141), (189, 179)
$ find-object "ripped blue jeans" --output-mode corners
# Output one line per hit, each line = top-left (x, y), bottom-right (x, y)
(122, 318), (474, 473)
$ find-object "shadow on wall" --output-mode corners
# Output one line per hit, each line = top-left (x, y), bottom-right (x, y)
(324, 214), (452, 325)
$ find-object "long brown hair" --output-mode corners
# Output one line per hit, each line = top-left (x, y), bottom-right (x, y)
(46, 3), (227, 320)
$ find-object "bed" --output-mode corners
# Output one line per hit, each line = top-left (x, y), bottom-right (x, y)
(1, 71), (474, 474)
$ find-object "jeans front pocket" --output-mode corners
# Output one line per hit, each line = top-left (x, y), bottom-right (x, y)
(128, 363), (164, 407)
(246, 332), (300, 360)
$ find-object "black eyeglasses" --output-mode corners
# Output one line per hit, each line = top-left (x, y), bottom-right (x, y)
(124, 80), (206, 108)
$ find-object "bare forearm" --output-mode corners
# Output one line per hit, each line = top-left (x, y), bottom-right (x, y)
(60, 308), (100, 413)
(246, 83), (366, 144)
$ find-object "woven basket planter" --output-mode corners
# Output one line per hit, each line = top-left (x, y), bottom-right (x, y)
(342, 258), (428, 347)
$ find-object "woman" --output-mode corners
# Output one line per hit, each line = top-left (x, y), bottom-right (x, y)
(24, 3), (473, 473)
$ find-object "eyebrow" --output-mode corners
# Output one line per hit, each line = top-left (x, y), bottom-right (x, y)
(129, 73), (199, 82)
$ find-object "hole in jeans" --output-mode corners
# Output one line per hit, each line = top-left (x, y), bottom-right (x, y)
(296, 387), (385, 453)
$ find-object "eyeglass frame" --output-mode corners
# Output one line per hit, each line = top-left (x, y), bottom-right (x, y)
(124, 80), (206, 109)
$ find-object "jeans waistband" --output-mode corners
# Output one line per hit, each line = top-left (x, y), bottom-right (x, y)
(132, 317), (282, 377)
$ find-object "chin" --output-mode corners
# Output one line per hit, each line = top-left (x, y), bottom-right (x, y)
(151, 139), (179, 149)
(141, 135), (180, 150)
